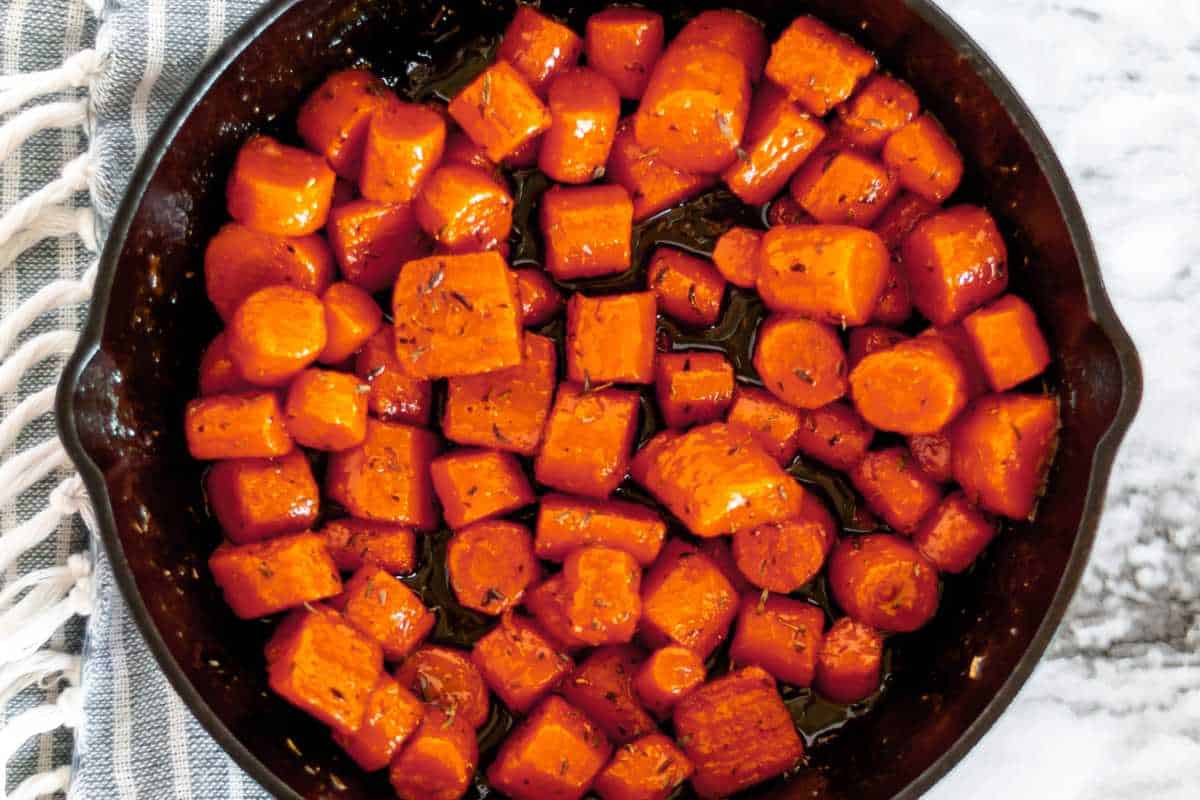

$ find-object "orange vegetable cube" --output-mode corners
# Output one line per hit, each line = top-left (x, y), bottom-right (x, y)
(883, 113), (964, 202)
(327, 199), (429, 292)
(793, 401), (875, 471)
(561, 645), (655, 743)
(847, 325), (908, 368)
(645, 248), (725, 328)
(562, 546), (642, 646)
(723, 82), (826, 206)
(674, 9), (768, 81)
(198, 332), (252, 396)
(472, 611), (573, 712)
(595, 734), (692, 800)
(654, 351), (734, 429)
(535, 384), (640, 499)
(729, 594), (825, 686)
(565, 292), (656, 384)
(535, 493), (666, 565)
(326, 419), (439, 528)
(871, 190), (938, 250)
(516, 268), (564, 326)
(731, 499), (835, 593)
(359, 102), (446, 204)
(606, 118), (717, 222)
(185, 392), (292, 460)
(827, 534), (939, 632)
(319, 282), (383, 364)
(913, 491), (996, 573)
(226, 135), (336, 236)
(209, 532), (341, 619)
(962, 294), (1051, 391)
(849, 335), (971, 435)
(354, 328), (432, 425)
(283, 369), (368, 451)
(413, 163), (513, 253)
(319, 517), (416, 575)
(446, 520), (540, 614)
(394, 645), (490, 729)
(448, 60), (551, 162)
(540, 68), (621, 184)
(631, 645), (706, 718)
(497, 4), (583, 95)
(832, 73), (920, 151)
(339, 565), (433, 660)
(584, 7), (664, 99)
(724, 386), (805, 465)
(901, 205), (1008, 325)
(541, 184), (634, 279)
(332, 677), (424, 772)
(814, 617), (884, 703)
(696, 537), (754, 594)
(711, 226), (763, 288)
(908, 431), (954, 483)
(765, 16), (876, 116)
(389, 707), (479, 800)
(203, 222), (334, 322)
(639, 539), (737, 658)
(297, 69), (394, 178)
(628, 429), (681, 487)
(753, 315), (848, 410)
(431, 449), (535, 529)
(524, 574), (591, 651)
(789, 148), (899, 226)
(920, 322), (991, 400)
(850, 447), (942, 533)
(488, 695), (612, 800)
(227, 285), (327, 386)
(207, 451), (318, 543)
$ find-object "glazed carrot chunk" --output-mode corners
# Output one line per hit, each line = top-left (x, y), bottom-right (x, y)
(913, 491), (996, 573)
(497, 5), (584, 95)
(674, 9), (768, 81)
(813, 617), (884, 703)
(765, 16), (876, 116)
(561, 645), (655, 743)
(339, 565), (434, 660)
(696, 537), (754, 594)
(828, 534), (939, 632)
(883, 113), (964, 203)
(394, 645), (490, 729)
(722, 82), (826, 206)
(870, 263), (913, 325)
(227, 285), (327, 386)
(319, 518), (416, 575)
(908, 431), (954, 483)
(541, 184), (634, 279)
(562, 546), (642, 646)
(849, 335), (970, 435)
(516, 268), (564, 326)
(847, 325), (907, 369)
(540, 68), (621, 184)
(203, 222), (334, 321)
(319, 282), (383, 364)
(729, 594), (825, 686)
(297, 69), (394, 179)
(198, 333), (252, 396)
(584, 7), (664, 99)
(793, 401), (875, 471)
(725, 386), (805, 465)
(209, 532), (341, 619)
(431, 449), (536, 529)
(413, 164), (514, 254)
(606, 118), (717, 222)
(654, 351), (734, 429)
(207, 451), (318, 543)
(628, 428), (680, 486)
(920, 323), (990, 400)
(565, 292), (656, 384)
(639, 539), (738, 658)
(489, 695), (612, 800)
(850, 447), (943, 533)
(185, 392), (292, 460)
(753, 315), (848, 410)
(524, 574), (591, 651)
(950, 393), (1060, 519)
(446, 520), (539, 614)
(632, 645), (706, 718)
(872, 191), (938, 250)
(442, 130), (498, 175)
(962, 294), (1051, 391)
(634, 43), (751, 174)
(503, 131), (544, 169)
(789, 149), (899, 226)
(711, 226), (763, 288)
(354, 328), (432, 425)
(389, 707), (478, 800)
(535, 493), (666, 565)
(901, 205), (1008, 325)
(227, 135), (336, 237)
(472, 611), (573, 712)
(332, 677), (423, 771)
(673, 666), (803, 798)
(327, 199), (429, 292)
(283, 369), (368, 451)
(392, 252), (523, 378)
(326, 420), (439, 528)
(766, 193), (814, 227)
(645, 249), (725, 328)
(732, 500), (835, 593)
(832, 74), (920, 152)
(443, 333), (556, 455)
(448, 60), (552, 162)
(594, 733), (693, 800)
(359, 102), (446, 204)
(535, 384), (640, 499)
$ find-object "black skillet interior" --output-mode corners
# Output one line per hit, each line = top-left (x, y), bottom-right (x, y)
(58, 0), (1141, 798)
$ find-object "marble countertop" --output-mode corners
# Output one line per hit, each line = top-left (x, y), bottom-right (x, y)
(924, 1), (1199, 797)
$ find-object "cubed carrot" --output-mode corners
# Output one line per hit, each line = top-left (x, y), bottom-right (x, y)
(565, 292), (656, 384)
(724, 386), (805, 465)
(920, 323), (990, 400)
(320, 517), (416, 575)
(789, 148), (899, 226)
(722, 82), (826, 206)
(319, 282), (383, 364)
(831, 73), (920, 151)
(645, 249), (725, 328)
(871, 263), (913, 325)
(560, 645), (655, 743)
(540, 68), (621, 184)
(594, 733), (693, 800)
(710, 226), (762, 288)
(950, 393), (1060, 519)
(339, 565), (434, 660)
(392, 251), (523, 377)
(562, 546), (642, 646)
(448, 60), (552, 162)
(442, 130), (499, 175)
(354, 328), (433, 425)
(847, 325), (907, 369)
(227, 135), (336, 236)
(541, 184), (633, 279)
(912, 491), (996, 573)
(359, 102), (446, 204)
(757, 224), (891, 325)
(674, 9), (768, 81)
(431, 448), (535, 529)
(883, 113), (964, 203)
(729, 593), (825, 686)
(828, 534), (939, 632)
(628, 429), (680, 487)
(332, 677), (424, 771)
(207, 451), (318, 543)
(413, 164), (513, 254)
(766, 193), (814, 227)
(326, 419), (439, 528)
(901, 205), (1008, 325)
(793, 401), (875, 471)
(908, 431), (953, 483)
(297, 69), (394, 178)
(394, 645), (490, 729)
(731, 499), (835, 593)
(446, 520), (540, 614)
(765, 16), (876, 116)
(606, 118), (717, 222)
(497, 4), (584, 95)
(849, 334), (970, 434)
(673, 666), (804, 798)
(185, 392), (292, 460)
(203, 222), (334, 322)
(209, 532), (341, 619)
(489, 695), (612, 800)
(516, 268), (564, 326)
(961, 294), (1051, 391)
(872, 190), (938, 250)
(443, 333), (556, 455)
(524, 574), (591, 651)
(535, 384), (640, 499)
(639, 539), (737, 658)
(584, 7), (664, 99)
(389, 707), (478, 800)
(849, 447), (942, 533)
(227, 285), (327, 386)
(696, 537), (754, 594)
(472, 611), (573, 712)
(283, 369), (368, 451)
(654, 351), (734, 429)
(198, 332), (253, 396)
(753, 314), (848, 409)
(535, 493), (666, 565)
(631, 645), (706, 718)
(327, 199), (429, 292)
(503, 132), (543, 169)
(813, 617), (884, 703)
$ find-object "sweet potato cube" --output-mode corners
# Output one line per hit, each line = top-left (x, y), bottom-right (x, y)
(585, 7), (664, 100)
(535, 493), (666, 565)
(765, 16), (876, 116)
(540, 67), (621, 184)
(883, 113), (964, 203)
(413, 163), (513, 254)
(562, 546), (642, 646)
(711, 226), (763, 288)
(725, 386), (804, 465)
(392, 252), (523, 378)
(832, 73), (920, 151)
(472, 611), (573, 712)
(632, 645), (706, 718)
(431, 449), (535, 529)
(209, 532), (341, 619)
(497, 4), (583, 94)
(654, 351), (734, 429)
(326, 420), (439, 528)
(198, 333), (253, 396)
(535, 384), (640, 499)
(204, 222), (334, 322)
(789, 149), (899, 226)
(327, 199), (429, 292)
(722, 82), (826, 206)
(793, 401), (875, 471)
(962, 294), (1051, 391)
(850, 447), (943, 533)
(516, 268), (565, 327)
(606, 118), (717, 222)
(913, 491), (996, 573)
(297, 69), (393, 178)
(541, 184), (633, 279)
(524, 574), (592, 651)
(206, 451), (318, 543)
(646, 249), (725, 328)
(354, 328), (432, 425)
(320, 518), (416, 574)
(731, 500), (835, 594)
(359, 102), (447, 204)
(339, 565), (433, 660)
(814, 617), (884, 703)
(639, 539), (737, 658)
(320, 282), (383, 364)
(901, 205), (1008, 326)
(283, 369), (368, 451)
(448, 60), (551, 162)
(729, 594), (825, 686)
(488, 695), (612, 800)
(446, 520), (539, 614)
(185, 392), (292, 460)
(753, 315), (848, 410)
(566, 292), (656, 386)
(595, 733), (693, 800)
(849, 334), (971, 435)
(561, 645), (655, 743)
(389, 707), (479, 800)
(226, 135), (336, 236)
(332, 677), (424, 771)
(394, 645), (490, 729)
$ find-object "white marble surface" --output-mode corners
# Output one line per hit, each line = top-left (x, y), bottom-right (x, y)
(921, 1), (1200, 797)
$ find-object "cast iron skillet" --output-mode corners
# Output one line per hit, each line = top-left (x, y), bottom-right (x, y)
(57, 0), (1141, 797)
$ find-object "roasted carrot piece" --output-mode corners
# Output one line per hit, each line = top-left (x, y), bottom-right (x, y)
(870, 263), (913, 325)
(814, 617), (884, 703)
(722, 82), (826, 206)
(443, 333), (556, 455)
(185, 392), (292, 460)
(326, 419), (439, 528)
(628, 429), (681, 487)
(729, 593), (825, 686)
(753, 314), (848, 409)
(561, 645), (655, 743)
(319, 518), (416, 575)
(757, 224), (890, 326)
(950, 393), (1060, 519)
(535, 493), (666, 565)
(724, 385), (805, 465)
(541, 184), (634, 278)
(431, 449), (536, 529)
(209, 532), (341, 619)
(961, 294), (1051, 391)
(534, 383), (640, 499)
(203, 222), (334, 322)
(446, 520), (539, 615)
(901, 205), (1008, 325)
(565, 292), (656, 384)
(831, 74), (920, 151)
(198, 333), (253, 396)
(696, 536), (754, 593)
(766, 193), (815, 227)
(850, 447), (942, 533)
(912, 491), (996, 573)
(332, 677), (424, 772)
(793, 401), (875, 471)
(908, 431), (953, 483)
(828, 534), (939, 632)
(472, 611), (573, 712)
(283, 368), (369, 451)
(594, 733), (693, 800)
(497, 4), (584, 95)
(515, 268), (564, 326)
(673, 666), (804, 799)
(448, 60), (552, 162)
(413, 163), (513, 254)
(606, 118), (717, 222)
(872, 190), (938, 250)
(645, 249), (726, 328)
(359, 102), (446, 204)
(503, 133), (543, 169)
(339, 564), (434, 660)
(394, 645), (490, 729)
(540, 67), (621, 184)
(319, 282), (382, 364)
(634, 43), (751, 174)
(354, 328), (433, 425)
(654, 351), (734, 429)
(227, 135), (336, 236)
(584, 7), (664, 100)
(847, 325), (907, 369)
(711, 226), (762, 288)
(523, 574), (592, 651)
(731, 499), (835, 593)
(562, 546), (642, 646)
(632, 645), (706, 718)
(297, 69), (394, 178)
(207, 451), (318, 543)
(849, 335), (970, 434)
(789, 148), (899, 226)
(920, 323), (990, 400)
(442, 130), (499, 176)
(639, 539), (738, 658)
(765, 16), (876, 116)
(883, 113), (964, 202)
(674, 9), (768, 81)
(489, 695), (612, 800)
(327, 199), (429, 292)
(389, 707), (479, 800)
(392, 251), (523, 378)
(227, 285), (327, 386)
